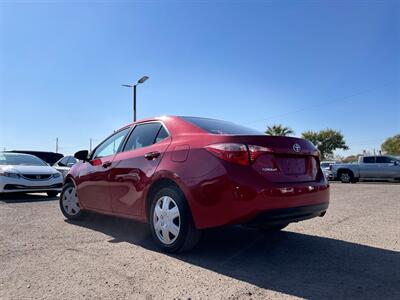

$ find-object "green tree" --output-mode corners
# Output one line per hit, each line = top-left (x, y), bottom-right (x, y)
(265, 124), (294, 136)
(301, 130), (319, 146)
(301, 129), (349, 160)
(381, 134), (400, 155)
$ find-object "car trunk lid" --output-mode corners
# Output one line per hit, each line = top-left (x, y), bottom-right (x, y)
(223, 135), (320, 183)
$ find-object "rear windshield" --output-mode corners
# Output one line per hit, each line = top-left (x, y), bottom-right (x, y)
(181, 117), (263, 135)
(0, 153), (47, 166)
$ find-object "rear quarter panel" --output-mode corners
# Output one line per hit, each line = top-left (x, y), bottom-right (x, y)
(147, 133), (328, 229)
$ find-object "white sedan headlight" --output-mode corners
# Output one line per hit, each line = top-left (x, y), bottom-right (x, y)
(0, 172), (20, 179)
(52, 173), (62, 178)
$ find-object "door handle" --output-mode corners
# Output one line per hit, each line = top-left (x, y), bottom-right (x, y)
(102, 161), (112, 168)
(144, 151), (160, 160)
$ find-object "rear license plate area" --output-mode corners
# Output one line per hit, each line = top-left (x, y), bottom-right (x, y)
(277, 157), (306, 175)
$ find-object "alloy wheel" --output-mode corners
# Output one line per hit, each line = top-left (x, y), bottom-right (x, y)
(340, 173), (351, 183)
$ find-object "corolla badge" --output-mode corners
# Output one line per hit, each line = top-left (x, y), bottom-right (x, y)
(262, 167), (278, 172)
(292, 143), (301, 153)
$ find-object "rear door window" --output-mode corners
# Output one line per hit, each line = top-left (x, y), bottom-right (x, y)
(123, 123), (163, 151)
(155, 126), (169, 143)
(363, 157), (376, 163)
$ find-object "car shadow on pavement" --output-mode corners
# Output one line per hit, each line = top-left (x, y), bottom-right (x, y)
(67, 214), (400, 299)
(0, 193), (58, 203)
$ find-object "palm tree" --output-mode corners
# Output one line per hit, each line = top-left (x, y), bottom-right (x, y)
(265, 124), (295, 136)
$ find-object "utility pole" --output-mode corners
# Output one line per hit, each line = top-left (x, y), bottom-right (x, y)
(56, 137), (59, 153)
(122, 75), (149, 122)
(89, 138), (93, 152)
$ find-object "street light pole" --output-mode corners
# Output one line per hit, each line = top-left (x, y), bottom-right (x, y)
(122, 75), (149, 122)
(133, 84), (137, 122)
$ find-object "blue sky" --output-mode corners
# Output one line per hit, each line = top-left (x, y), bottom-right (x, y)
(0, 0), (399, 156)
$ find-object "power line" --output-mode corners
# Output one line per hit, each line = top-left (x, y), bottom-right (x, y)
(243, 80), (398, 125)
(346, 139), (387, 147)
(347, 137), (386, 144)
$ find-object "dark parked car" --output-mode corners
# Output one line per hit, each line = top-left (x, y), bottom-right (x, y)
(60, 116), (329, 252)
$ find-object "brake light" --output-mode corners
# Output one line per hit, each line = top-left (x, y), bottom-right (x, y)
(205, 143), (249, 166)
(248, 145), (273, 162)
(205, 143), (273, 166)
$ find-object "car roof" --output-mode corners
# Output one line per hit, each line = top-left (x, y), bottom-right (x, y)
(117, 116), (206, 135)
(122, 115), (223, 126)
(0, 152), (37, 158)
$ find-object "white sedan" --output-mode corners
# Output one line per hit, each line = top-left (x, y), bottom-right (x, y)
(0, 152), (63, 197)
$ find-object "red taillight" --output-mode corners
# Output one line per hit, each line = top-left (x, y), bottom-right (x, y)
(248, 145), (273, 162)
(205, 143), (273, 166)
(205, 143), (249, 166)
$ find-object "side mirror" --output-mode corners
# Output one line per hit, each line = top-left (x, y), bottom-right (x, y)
(74, 150), (89, 161)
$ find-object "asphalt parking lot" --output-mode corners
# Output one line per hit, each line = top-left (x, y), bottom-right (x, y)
(0, 182), (399, 299)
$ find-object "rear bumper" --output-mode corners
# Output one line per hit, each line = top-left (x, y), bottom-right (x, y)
(244, 203), (328, 226)
(223, 182), (329, 228)
(184, 162), (330, 229)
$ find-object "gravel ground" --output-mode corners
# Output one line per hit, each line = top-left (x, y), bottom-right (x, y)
(0, 182), (399, 299)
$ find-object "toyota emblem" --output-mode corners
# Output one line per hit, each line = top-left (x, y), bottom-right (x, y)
(292, 143), (301, 152)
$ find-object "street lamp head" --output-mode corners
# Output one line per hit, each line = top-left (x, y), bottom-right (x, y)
(122, 76), (149, 122)
(137, 76), (149, 84)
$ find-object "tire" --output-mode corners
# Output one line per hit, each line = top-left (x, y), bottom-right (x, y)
(149, 186), (201, 253)
(47, 191), (59, 197)
(339, 170), (355, 183)
(59, 182), (85, 220)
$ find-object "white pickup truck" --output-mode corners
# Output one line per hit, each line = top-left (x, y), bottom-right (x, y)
(331, 155), (400, 183)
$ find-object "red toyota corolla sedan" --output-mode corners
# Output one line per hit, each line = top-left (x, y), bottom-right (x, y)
(61, 116), (329, 252)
